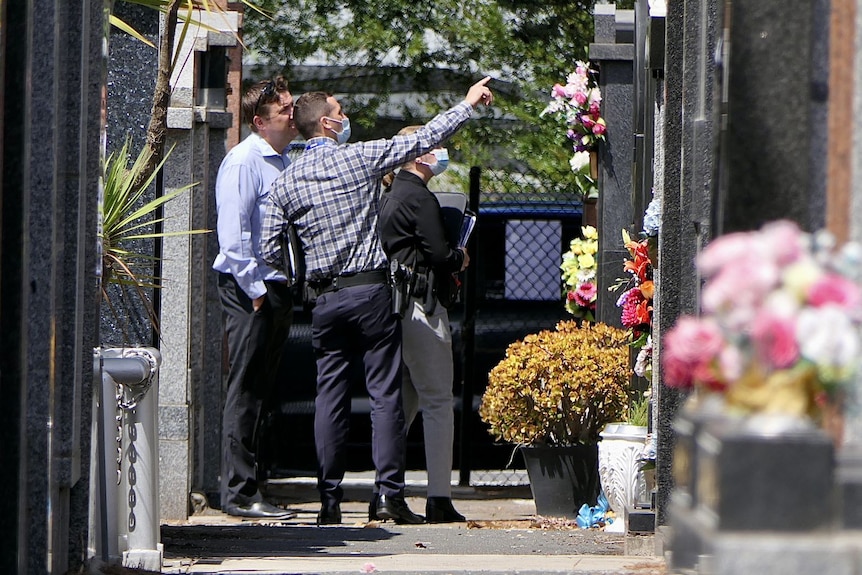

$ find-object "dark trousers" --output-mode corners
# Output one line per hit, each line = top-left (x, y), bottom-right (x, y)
(311, 282), (405, 505)
(218, 273), (293, 508)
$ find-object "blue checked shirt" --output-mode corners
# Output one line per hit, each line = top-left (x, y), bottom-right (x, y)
(261, 100), (473, 282)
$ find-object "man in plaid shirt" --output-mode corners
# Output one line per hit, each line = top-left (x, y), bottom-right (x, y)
(261, 77), (493, 525)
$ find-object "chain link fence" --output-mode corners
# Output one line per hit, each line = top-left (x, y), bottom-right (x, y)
(453, 167), (583, 486)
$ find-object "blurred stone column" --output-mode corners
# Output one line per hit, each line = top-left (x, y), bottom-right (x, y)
(715, 1), (828, 234)
(832, 0), (862, 530)
(0, 0), (104, 572)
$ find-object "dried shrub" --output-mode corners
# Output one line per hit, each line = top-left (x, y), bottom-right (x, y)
(479, 321), (630, 446)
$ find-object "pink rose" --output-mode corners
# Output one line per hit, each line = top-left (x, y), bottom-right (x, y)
(697, 231), (761, 277)
(552, 83), (568, 98)
(701, 257), (779, 315)
(574, 91), (588, 106)
(580, 114), (595, 129)
(592, 122), (606, 136)
(662, 317), (725, 389)
(808, 274), (862, 311)
(760, 220), (805, 265)
(750, 311), (799, 369)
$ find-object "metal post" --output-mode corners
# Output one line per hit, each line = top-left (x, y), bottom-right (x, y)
(458, 167), (481, 487)
(95, 347), (163, 571)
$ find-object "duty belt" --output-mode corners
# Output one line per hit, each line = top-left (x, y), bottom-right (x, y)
(309, 269), (389, 296)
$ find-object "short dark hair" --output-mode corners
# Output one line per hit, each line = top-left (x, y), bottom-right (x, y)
(292, 92), (335, 140)
(242, 76), (290, 131)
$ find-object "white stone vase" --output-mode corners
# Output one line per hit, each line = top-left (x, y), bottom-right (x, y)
(598, 423), (648, 514)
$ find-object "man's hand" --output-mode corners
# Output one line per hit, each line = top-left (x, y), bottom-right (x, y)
(459, 247), (471, 272)
(464, 77), (494, 108)
(253, 294), (266, 311)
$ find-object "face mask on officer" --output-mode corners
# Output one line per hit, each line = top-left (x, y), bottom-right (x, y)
(420, 148), (449, 176)
(325, 116), (351, 144)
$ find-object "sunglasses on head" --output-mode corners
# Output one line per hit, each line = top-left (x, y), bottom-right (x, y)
(255, 80), (277, 116)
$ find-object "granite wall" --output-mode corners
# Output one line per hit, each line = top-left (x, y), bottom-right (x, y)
(0, 0), (104, 572)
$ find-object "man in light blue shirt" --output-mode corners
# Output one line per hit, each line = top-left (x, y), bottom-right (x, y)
(213, 76), (298, 520)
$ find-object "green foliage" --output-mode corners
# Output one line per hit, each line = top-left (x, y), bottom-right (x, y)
(243, 0), (600, 193)
(479, 321), (631, 446)
(626, 392), (650, 427)
(101, 138), (208, 335)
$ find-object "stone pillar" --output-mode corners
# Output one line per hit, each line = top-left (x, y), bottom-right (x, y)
(590, 4), (635, 328)
(0, 0), (104, 572)
(835, 0), (862, 531)
(652, 0), (720, 529)
(715, 0), (828, 234)
(159, 9), (238, 521)
(659, 1), (846, 571)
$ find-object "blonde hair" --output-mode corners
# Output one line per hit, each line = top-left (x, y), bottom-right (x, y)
(382, 125), (424, 189)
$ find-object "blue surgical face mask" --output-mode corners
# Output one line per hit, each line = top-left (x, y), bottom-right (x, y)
(325, 116), (351, 144)
(426, 148), (449, 176)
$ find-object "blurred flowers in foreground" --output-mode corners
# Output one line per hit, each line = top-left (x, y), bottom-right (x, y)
(561, 226), (599, 321)
(662, 220), (862, 422)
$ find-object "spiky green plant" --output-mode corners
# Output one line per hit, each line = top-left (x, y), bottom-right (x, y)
(626, 392), (650, 427)
(101, 138), (208, 336)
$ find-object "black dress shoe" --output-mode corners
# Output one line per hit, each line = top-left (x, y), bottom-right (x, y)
(425, 497), (466, 523)
(317, 503), (342, 525)
(223, 501), (295, 519)
(375, 494), (424, 524)
(368, 493), (380, 521)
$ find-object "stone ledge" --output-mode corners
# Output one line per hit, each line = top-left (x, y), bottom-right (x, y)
(588, 43), (635, 61)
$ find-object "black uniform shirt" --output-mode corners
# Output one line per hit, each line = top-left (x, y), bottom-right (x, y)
(378, 170), (464, 274)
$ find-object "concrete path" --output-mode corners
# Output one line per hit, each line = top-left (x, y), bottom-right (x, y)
(160, 473), (666, 575)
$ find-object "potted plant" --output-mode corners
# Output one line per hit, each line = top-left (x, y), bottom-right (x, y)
(598, 393), (650, 522)
(478, 320), (630, 519)
(101, 138), (207, 342)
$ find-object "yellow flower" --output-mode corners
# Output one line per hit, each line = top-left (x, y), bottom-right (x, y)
(577, 253), (595, 269)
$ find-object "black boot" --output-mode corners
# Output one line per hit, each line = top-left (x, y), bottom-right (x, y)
(425, 497), (466, 523)
(375, 494), (424, 524)
(317, 502), (342, 525)
(368, 492), (380, 521)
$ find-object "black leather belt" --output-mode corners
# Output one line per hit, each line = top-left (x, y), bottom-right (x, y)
(310, 269), (389, 295)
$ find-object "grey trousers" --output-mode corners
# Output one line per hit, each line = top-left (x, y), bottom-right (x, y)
(401, 298), (455, 498)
